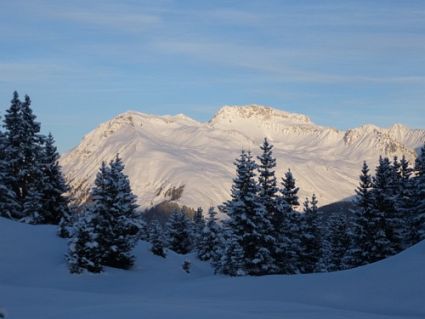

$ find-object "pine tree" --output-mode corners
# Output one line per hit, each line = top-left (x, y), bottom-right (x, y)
(218, 232), (246, 276)
(89, 156), (139, 269)
(328, 215), (351, 271)
(137, 217), (149, 241)
(396, 156), (415, 247)
(67, 210), (103, 273)
(2, 92), (45, 220)
(192, 207), (206, 252)
(371, 157), (402, 256)
(257, 138), (278, 218)
(299, 195), (323, 273)
(166, 209), (192, 254)
(0, 129), (18, 219)
(411, 144), (425, 243)
(344, 162), (373, 268)
(22, 186), (44, 224)
(220, 150), (276, 275)
(281, 169), (300, 210)
(35, 133), (70, 224)
(310, 194), (318, 214)
(16, 95), (44, 206)
(2, 91), (23, 217)
(58, 203), (76, 238)
(303, 197), (310, 214)
(197, 207), (222, 264)
(345, 161), (392, 267)
(273, 194), (300, 274)
(149, 219), (166, 257)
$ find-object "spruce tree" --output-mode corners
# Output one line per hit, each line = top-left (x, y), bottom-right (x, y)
(2, 92), (45, 220)
(16, 95), (44, 205)
(197, 207), (222, 264)
(396, 156), (415, 247)
(166, 209), (192, 254)
(2, 91), (23, 217)
(299, 195), (323, 273)
(281, 169), (300, 210)
(328, 215), (351, 271)
(149, 219), (166, 257)
(273, 171), (302, 274)
(218, 232), (245, 276)
(0, 129), (18, 218)
(89, 156), (139, 269)
(58, 203), (76, 238)
(345, 161), (392, 267)
(22, 186), (44, 224)
(345, 161), (374, 267)
(192, 207), (206, 252)
(67, 210), (103, 273)
(273, 194), (300, 274)
(257, 138), (278, 218)
(36, 133), (70, 224)
(371, 156), (402, 256)
(220, 150), (275, 275)
(411, 144), (425, 243)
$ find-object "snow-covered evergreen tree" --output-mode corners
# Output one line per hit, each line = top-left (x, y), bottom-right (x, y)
(197, 207), (222, 264)
(88, 156), (139, 269)
(2, 92), (69, 224)
(67, 210), (103, 273)
(2, 91), (23, 218)
(35, 133), (70, 224)
(299, 194), (323, 273)
(58, 203), (77, 238)
(149, 218), (166, 257)
(218, 232), (245, 276)
(166, 209), (193, 254)
(273, 193), (301, 274)
(22, 186), (44, 224)
(0, 129), (18, 219)
(345, 161), (392, 268)
(281, 169), (300, 210)
(411, 144), (425, 243)
(137, 217), (149, 241)
(327, 215), (351, 271)
(395, 155), (415, 247)
(220, 150), (276, 275)
(16, 95), (44, 208)
(257, 138), (278, 219)
(192, 207), (206, 251)
(371, 156), (402, 256)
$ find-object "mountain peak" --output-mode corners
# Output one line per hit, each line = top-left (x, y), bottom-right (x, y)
(209, 104), (312, 125)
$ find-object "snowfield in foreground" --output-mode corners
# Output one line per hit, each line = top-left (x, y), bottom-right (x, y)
(0, 217), (424, 319)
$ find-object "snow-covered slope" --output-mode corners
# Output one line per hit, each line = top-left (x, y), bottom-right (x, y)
(0, 217), (424, 319)
(60, 105), (425, 210)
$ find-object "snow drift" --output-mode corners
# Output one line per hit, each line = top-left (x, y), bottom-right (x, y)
(0, 217), (424, 319)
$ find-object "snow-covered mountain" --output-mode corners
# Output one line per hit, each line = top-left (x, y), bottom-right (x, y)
(60, 105), (425, 211)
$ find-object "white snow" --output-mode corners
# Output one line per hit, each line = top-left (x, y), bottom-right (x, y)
(0, 217), (424, 318)
(60, 105), (425, 211)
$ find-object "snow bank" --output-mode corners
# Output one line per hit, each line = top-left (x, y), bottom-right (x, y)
(0, 218), (424, 318)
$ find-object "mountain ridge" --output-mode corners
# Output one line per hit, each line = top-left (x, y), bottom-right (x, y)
(60, 104), (425, 213)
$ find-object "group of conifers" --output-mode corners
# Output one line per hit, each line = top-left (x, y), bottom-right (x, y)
(1, 92), (424, 276)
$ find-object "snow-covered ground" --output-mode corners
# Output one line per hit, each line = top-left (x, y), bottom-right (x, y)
(0, 217), (424, 319)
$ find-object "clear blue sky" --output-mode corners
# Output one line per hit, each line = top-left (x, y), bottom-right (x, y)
(0, 0), (424, 152)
